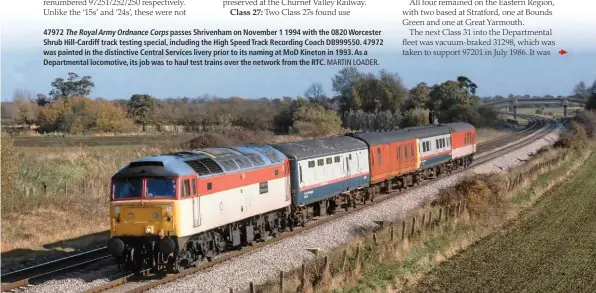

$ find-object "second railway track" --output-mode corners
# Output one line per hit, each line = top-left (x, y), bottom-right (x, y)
(80, 117), (559, 293)
(1, 247), (111, 292)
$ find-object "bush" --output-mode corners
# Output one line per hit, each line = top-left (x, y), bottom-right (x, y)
(1, 134), (21, 213)
(183, 129), (273, 149)
(291, 103), (342, 137)
(439, 104), (498, 127)
(400, 107), (429, 128)
(434, 174), (508, 219)
(342, 109), (402, 131)
(574, 110), (596, 138)
(535, 108), (543, 114)
(37, 96), (136, 134)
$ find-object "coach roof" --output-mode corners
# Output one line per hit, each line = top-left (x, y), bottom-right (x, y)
(271, 136), (367, 160)
(349, 125), (451, 146)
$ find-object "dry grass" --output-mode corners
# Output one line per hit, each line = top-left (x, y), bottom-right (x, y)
(252, 138), (592, 293)
(475, 127), (514, 144)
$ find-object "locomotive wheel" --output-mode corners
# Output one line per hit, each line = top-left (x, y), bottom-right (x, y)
(166, 254), (180, 274)
(130, 247), (143, 276)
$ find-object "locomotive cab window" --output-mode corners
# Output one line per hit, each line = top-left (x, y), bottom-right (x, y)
(182, 179), (190, 197)
(207, 182), (212, 190)
(377, 148), (382, 166)
(146, 178), (176, 198)
(113, 178), (142, 199)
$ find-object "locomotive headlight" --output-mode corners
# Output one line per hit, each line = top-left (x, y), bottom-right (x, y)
(145, 226), (152, 234)
(114, 206), (120, 214)
(166, 205), (172, 213)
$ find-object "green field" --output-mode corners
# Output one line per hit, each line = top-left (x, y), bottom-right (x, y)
(409, 153), (596, 293)
(516, 106), (583, 117)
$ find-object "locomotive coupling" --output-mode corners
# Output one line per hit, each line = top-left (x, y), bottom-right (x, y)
(108, 237), (125, 256)
(159, 236), (176, 255)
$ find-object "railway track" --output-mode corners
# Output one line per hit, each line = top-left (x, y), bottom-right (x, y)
(476, 114), (541, 154)
(80, 117), (558, 293)
(0, 247), (111, 292)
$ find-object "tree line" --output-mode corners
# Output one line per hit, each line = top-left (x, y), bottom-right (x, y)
(2, 70), (595, 136)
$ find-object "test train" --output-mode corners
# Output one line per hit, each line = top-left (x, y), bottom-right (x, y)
(107, 122), (476, 274)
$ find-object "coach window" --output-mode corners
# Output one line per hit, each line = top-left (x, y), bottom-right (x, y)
(326, 158), (332, 164)
(207, 182), (212, 191)
(377, 148), (382, 166)
(436, 139), (439, 149)
(427, 141), (431, 151)
(317, 159), (324, 166)
(299, 166), (303, 182)
(349, 154), (352, 160)
(275, 169), (279, 176)
(308, 161), (315, 168)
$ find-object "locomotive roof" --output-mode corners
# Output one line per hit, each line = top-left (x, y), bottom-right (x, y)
(112, 144), (286, 179)
(271, 136), (367, 160)
(442, 122), (475, 132)
(349, 125), (451, 146)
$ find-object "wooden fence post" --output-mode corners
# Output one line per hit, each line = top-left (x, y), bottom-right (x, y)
(341, 249), (347, 271)
(390, 226), (394, 242)
(373, 233), (377, 245)
(456, 201), (461, 218)
(279, 271), (284, 292)
(438, 207), (443, 224)
(249, 282), (255, 293)
(355, 245), (361, 266)
(401, 220), (406, 240)
(229, 288), (234, 293)
(301, 263), (306, 287)
(421, 213), (426, 231)
(64, 181), (68, 196)
(410, 216), (416, 238)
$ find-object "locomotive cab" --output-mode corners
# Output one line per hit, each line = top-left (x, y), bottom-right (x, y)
(108, 158), (196, 275)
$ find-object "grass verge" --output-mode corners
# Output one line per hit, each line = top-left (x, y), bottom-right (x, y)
(408, 150), (596, 293)
(251, 142), (593, 293)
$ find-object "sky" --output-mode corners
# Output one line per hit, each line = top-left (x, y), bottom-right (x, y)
(1, 0), (595, 101)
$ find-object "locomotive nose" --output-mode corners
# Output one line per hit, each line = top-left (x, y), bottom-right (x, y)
(108, 237), (125, 256)
(159, 236), (176, 255)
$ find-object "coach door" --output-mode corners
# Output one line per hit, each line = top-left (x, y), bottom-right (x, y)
(192, 177), (201, 227)
(345, 155), (351, 191)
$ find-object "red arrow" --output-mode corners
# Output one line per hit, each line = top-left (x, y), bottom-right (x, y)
(558, 49), (567, 55)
